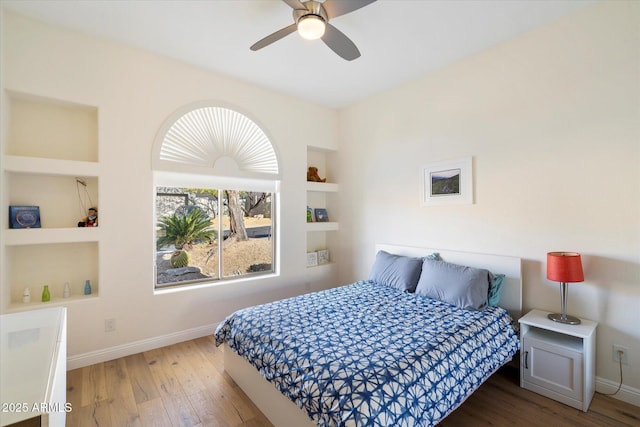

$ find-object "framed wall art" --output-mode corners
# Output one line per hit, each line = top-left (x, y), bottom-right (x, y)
(314, 208), (329, 222)
(421, 157), (473, 206)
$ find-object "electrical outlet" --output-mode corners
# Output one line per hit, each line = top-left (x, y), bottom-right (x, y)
(612, 345), (628, 365)
(105, 318), (116, 332)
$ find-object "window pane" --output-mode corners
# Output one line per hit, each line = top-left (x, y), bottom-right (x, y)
(222, 190), (274, 278)
(156, 187), (219, 286)
(155, 187), (274, 287)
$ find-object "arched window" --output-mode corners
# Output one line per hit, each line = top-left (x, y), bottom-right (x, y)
(152, 103), (279, 288)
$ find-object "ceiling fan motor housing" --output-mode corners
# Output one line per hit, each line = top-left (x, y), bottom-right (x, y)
(293, 1), (328, 25)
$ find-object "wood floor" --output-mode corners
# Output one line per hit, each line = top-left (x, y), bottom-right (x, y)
(66, 336), (640, 427)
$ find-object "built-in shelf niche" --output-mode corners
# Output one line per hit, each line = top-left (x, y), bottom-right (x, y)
(7, 241), (99, 309)
(2, 91), (101, 312)
(6, 91), (98, 162)
(306, 146), (338, 275)
(8, 174), (99, 228)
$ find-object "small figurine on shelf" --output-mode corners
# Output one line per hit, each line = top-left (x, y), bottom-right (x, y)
(84, 280), (92, 295)
(307, 167), (326, 182)
(78, 207), (98, 227)
(307, 206), (313, 223)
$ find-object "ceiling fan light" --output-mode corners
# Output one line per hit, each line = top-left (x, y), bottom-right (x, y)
(297, 15), (325, 40)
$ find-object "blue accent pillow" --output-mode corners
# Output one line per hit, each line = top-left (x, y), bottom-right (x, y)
(415, 259), (492, 310)
(488, 274), (505, 307)
(369, 251), (423, 292)
(425, 252), (442, 261)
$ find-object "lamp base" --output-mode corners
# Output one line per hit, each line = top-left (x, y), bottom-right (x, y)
(548, 313), (581, 325)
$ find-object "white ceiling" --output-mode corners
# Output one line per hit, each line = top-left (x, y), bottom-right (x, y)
(2, 0), (595, 108)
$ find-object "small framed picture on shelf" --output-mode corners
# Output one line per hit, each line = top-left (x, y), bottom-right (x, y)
(306, 252), (318, 267)
(9, 205), (41, 229)
(317, 249), (329, 265)
(314, 208), (329, 222)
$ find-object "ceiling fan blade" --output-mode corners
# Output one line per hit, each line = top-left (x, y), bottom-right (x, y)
(322, 0), (377, 19)
(322, 23), (361, 61)
(281, 0), (307, 11)
(250, 23), (298, 51)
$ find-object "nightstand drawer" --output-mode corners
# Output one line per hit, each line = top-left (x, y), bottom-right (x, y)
(522, 332), (583, 401)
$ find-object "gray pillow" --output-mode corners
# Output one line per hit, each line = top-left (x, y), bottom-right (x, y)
(369, 251), (423, 292)
(415, 259), (492, 310)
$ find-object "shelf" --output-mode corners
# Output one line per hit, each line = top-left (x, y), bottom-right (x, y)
(306, 222), (339, 232)
(5, 91), (98, 162)
(306, 261), (336, 270)
(4, 155), (99, 177)
(2, 91), (101, 313)
(305, 146), (338, 282)
(307, 145), (338, 153)
(306, 182), (338, 192)
(519, 309), (597, 339)
(6, 294), (99, 313)
(4, 227), (100, 246)
(524, 328), (583, 352)
(5, 241), (99, 308)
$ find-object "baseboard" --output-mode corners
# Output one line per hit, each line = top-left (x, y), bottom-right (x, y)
(596, 376), (640, 407)
(67, 323), (216, 370)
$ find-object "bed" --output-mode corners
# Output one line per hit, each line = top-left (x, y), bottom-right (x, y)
(214, 244), (522, 426)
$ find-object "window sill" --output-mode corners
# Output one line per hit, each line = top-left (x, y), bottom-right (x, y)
(153, 271), (279, 295)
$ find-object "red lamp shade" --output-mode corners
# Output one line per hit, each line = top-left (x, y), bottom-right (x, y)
(547, 252), (584, 283)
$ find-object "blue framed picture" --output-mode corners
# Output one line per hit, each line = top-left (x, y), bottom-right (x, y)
(9, 206), (41, 229)
(314, 208), (329, 222)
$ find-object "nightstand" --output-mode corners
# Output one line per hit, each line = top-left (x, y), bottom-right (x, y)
(519, 309), (597, 412)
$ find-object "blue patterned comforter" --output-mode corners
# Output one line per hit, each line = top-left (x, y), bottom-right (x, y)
(214, 280), (519, 427)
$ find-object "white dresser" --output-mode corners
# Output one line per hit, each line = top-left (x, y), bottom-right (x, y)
(1, 307), (67, 427)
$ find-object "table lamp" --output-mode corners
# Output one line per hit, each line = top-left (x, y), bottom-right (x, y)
(547, 252), (584, 325)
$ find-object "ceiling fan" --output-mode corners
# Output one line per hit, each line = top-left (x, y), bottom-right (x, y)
(250, 0), (377, 61)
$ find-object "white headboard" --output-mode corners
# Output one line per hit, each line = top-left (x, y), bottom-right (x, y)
(376, 244), (523, 319)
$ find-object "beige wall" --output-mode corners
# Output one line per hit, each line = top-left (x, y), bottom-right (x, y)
(1, 11), (338, 361)
(338, 1), (639, 400)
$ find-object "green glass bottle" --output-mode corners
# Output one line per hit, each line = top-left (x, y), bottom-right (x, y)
(42, 285), (51, 302)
